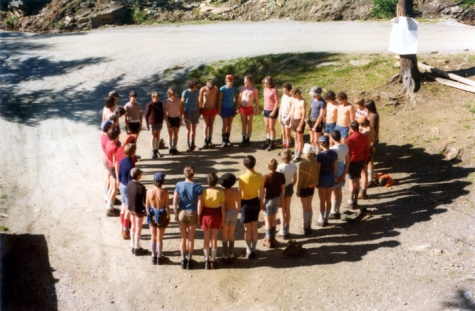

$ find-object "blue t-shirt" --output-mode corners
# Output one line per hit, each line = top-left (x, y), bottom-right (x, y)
(175, 181), (203, 211)
(118, 157), (134, 186)
(310, 97), (326, 119)
(181, 89), (199, 112)
(317, 150), (338, 177)
(219, 86), (239, 108)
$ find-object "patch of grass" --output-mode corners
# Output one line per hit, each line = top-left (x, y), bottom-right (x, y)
(456, 0), (475, 8)
(0, 226), (8, 232)
(132, 9), (147, 23)
(423, 136), (440, 143)
(463, 103), (475, 114)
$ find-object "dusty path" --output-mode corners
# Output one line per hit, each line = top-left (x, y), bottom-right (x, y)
(1, 20), (475, 310)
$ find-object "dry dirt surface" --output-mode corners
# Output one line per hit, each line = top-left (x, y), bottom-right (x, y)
(1, 20), (475, 311)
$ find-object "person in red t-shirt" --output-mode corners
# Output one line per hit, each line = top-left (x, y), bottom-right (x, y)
(347, 120), (369, 207)
(101, 120), (113, 203)
(105, 126), (121, 216)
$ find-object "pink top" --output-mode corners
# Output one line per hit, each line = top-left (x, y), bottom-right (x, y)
(105, 141), (119, 167)
(101, 134), (109, 154)
(240, 86), (257, 107)
(263, 88), (279, 111)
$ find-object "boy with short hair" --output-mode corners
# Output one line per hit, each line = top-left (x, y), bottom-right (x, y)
(218, 75), (239, 147)
(347, 120), (369, 207)
(237, 75), (259, 147)
(219, 173), (240, 264)
(335, 92), (355, 145)
(174, 165), (203, 269)
(324, 91), (338, 142)
(145, 92), (164, 159)
(164, 87), (183, 155)
(128, 167), (147, 255)
(289, 88), (307, 162)
(181, 79), (200, 152)
(199, 80), (219, 149)
(263, 159), (285, 248)
(124, 90), (143, 137)
(238, 155), (264, 258)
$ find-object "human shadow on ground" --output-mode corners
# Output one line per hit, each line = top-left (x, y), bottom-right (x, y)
(156, 141), (473, 270)
(441, 288), (475, 310)
(0, 233), (58, 311)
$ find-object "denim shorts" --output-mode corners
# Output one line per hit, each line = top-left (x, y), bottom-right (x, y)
(119, 183), (128, 205)
(264, 196), (280, 216)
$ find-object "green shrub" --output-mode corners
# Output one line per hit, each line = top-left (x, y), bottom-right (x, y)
(132, 9), (146, 23)
(456, 0), (475, 8)
(371, 0), (398, 18)
(4, 15), (19, 29)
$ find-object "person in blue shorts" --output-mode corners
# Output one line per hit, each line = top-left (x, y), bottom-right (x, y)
(218, 75), (239, 147)
(181, 79), (200, 152)
(316, 135), (337, 227)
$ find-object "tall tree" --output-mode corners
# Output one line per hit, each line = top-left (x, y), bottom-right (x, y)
(397, 0), (421, 96)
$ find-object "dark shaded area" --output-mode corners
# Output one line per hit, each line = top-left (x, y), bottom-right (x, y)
(448, 66), (475, 79)
(442, 289), (475, 310)
(0, 233), (58, 311)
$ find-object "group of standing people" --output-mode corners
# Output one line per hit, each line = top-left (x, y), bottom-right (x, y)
(98, 74), (380, 268)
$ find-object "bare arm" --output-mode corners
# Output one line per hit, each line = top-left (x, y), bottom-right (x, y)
(218, 91), (223, 115)
(253, 88), (260, 115)
(198, 88), (204, 110)
(173, 191), (179, 222)
(165, 191), (170, 218)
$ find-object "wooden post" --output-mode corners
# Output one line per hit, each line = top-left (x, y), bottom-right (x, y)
(397, 0), (420, 92)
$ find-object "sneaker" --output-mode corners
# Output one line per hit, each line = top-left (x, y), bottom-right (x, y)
(276, 231), (285, 238)
(210, 260), (217, 269)
(358, 191), (367, 199)
(106, 208), (120, 217)
(328, 212), (341, 219)
(169, 149), (173, 155)
(131, 247), (135, 255)
(186, 145), (192, 152)
(316, 221), (325, 227)
(245, 252), (253, 259)
(205, 260), (210, 270)
(173, 148), (179, 155)
(181, 259), (188, 270)
(121, 228), (127, 239)
(157, 150), (163, 158)
(186, 259), (194, 270)
(191, 143), (196, 151)
(347, 199), (355, 206)
(202, 142), (209, 150)
(208, 142), (214, 149)
(292, 156), (302, 163)
(152, 150), (158, 159)
(152, 256), (158, 265)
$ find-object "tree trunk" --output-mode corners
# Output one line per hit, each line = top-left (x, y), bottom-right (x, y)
(397, 0), (421, 94)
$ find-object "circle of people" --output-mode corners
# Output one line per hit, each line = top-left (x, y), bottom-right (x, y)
(100, 74), (380, 268)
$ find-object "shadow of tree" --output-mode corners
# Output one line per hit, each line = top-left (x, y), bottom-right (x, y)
(0, 233), (58, 311)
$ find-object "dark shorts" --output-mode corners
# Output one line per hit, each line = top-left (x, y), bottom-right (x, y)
(150, 123), (163, 130)
(298, 187), (315, 198)
(128, 122), (140, 134)
(168, 117), (180, 128)
(291, 118), (304, 133)
(308, 119), (324, 132)
(264, 108), (279, 119)
(334, 125), (349, 138)
(221, 106), (236, 118)
(374, 139), (379, 147)
(200, 207), (222, 230)
(318, 174), (335, 189)
(130, 211), (147, 218)
(202, 107), (217, 117)
(324, 122), (336, 134)
(240, 197), (260, 223)
(240, 105), (254, 116)
(184, 111), (199, 124)
(284, 184), (294, 197)
(348, 161), (365, 180)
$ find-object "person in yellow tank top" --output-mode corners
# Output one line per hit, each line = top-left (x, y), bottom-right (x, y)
(199, 172), (225, 269)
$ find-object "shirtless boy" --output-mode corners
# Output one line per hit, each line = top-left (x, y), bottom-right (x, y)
(164, 88), (183, 155)
(324, 91), (338, 142)
(357, 116), (375, 200)
(237, 75), (259, 147)
(279, 83), (293, 149)
(124, 90), (143, 140)
(218, 75), (239, 147)
(335, 92), (355, 145)
(145, 92), (164, 159)
(219, 173), (240, 264)
(289, 88), (307, 163)
(181, 79), (200, 152)
(199, 80), (219, 149)
(146, 172), (170, 265)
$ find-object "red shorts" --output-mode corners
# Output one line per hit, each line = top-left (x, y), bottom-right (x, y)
(200, 207), (222, 230)
(202, 108), (217, 117)
(240, 105), (254, 116)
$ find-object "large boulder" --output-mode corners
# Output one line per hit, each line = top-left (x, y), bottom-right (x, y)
(76, 6), (127, 28)
(0, 0), (52, 15)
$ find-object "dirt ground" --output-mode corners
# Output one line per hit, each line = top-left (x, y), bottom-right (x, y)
(0, 21), (475, 311)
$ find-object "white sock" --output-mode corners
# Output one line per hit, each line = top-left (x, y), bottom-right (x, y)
(135, 234), (141, 249)
(211, 249), (217, 261)
(157, 242), (162, 257)
(203, 247), (209, 261)
(130, 232), (136, 248)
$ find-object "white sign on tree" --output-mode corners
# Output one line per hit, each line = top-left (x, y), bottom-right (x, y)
(388, 16), (418, 55)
